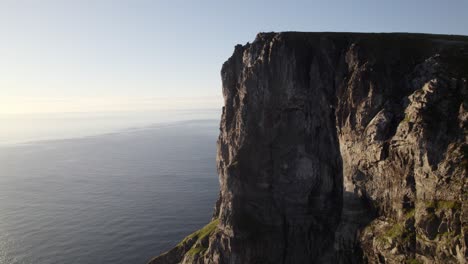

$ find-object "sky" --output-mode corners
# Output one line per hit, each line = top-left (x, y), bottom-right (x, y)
(1, 0), (467, 114)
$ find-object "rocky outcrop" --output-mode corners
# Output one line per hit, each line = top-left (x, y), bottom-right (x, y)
(149, 32), (468, 263)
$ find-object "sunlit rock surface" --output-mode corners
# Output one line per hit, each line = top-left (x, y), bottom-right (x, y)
(149, 32), (468, 264)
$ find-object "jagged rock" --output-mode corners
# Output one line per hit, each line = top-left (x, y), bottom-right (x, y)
(149, 32), (468, 264)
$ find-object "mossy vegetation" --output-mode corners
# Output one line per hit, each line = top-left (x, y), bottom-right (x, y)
(405, 258), (422, 264)
(191, 219), (219, 241)
(187, 245), (207, 256)
(437, 200), (461, 210)
(178, 219), (219, 257)
(405, 209), (415, 218)
(402, 114), (411, 123)
(384, 223), (405, 239)
(425, 200), (461, 210)
(438, 231), (455, 238)
(380, 218), (414, 245)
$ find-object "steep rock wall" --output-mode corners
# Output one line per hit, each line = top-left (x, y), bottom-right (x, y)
(149, 32), (468, 264)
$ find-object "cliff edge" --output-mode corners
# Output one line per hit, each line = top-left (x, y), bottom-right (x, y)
(149, 32), (468, 264)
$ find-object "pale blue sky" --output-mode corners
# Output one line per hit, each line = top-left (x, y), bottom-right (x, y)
(1, 0), (467, 113)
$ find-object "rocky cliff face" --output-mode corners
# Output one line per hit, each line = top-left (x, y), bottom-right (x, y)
(149, 32), (468, 264)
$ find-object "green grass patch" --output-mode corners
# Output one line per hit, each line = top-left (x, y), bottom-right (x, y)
(178, 219), (219, 257)
(438, 231), (455, 238)
(381, 222), (414, 244)
(405, 258), (422, 264)
(425, 201), (436, 209)
(402, 114), (411, 123)
(178, 219), (219, 247)
(405, 209), (415, 218)
(187, 245), (207, 256)
(384, 223), (404, 239)
(194, 219), (219, 240)
(437, 200), (461, 210)
(425, 200), (461, 210)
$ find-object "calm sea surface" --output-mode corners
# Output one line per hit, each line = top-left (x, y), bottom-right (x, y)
(0, 110), (220, 264)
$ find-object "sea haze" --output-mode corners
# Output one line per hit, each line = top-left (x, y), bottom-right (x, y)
(0, 112), (220, 264)
(0, 109), (221, 146)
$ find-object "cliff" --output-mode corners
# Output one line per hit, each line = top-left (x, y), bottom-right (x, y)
(149, 32), (468, 264)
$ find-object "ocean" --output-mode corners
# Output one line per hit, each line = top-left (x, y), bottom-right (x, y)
(0, 110), (220, 264)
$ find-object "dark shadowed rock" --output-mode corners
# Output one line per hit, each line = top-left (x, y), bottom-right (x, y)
(149, 32), (468, 264)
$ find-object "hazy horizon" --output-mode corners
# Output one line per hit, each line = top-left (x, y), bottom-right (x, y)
(0, 108), (221, 146)
(2, 0), (468, 114)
